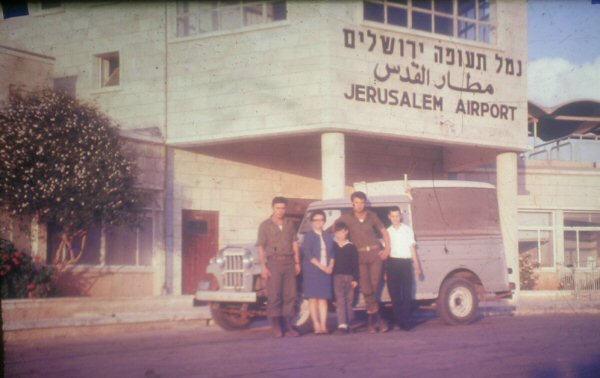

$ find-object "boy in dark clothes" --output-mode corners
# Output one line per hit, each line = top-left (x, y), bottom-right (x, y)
(332, 221), (359, 334)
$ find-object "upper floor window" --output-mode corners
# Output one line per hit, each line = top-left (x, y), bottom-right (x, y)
(96, 52), (120, 88)
(2, 1), (64, 18)
(176, 0), (287, 38)
(40, 1), (61, 10)
(54, 75), (77, 98)
(2, 0), (28, 19)
(363, 0), (493, 44)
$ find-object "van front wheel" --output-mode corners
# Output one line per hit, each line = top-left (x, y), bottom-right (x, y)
(436, 277), (479, 325)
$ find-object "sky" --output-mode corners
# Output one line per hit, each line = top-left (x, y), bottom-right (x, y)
(528, 0), (600, 107)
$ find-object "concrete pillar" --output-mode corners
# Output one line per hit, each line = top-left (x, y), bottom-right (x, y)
(321, 133), (345, 199)
(496, 152), (520, 296)
(164, 146), (175, 294)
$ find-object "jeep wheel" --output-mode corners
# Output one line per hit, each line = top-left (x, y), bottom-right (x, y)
(436, 277), (479, 325)
(293, 298), (312, 333)
(210, 302), (253, 331)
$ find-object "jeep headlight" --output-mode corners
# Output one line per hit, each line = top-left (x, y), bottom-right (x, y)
(214, 251), (225, 268)
(242, 249), (254, 269)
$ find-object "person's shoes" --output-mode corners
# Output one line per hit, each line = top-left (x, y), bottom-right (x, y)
(283, 317), (300, 337)
(269, 317), (283, 338)
(367, 314), (377, 334)
(335, 325), (349, 335)
(377, 313), (389, 333)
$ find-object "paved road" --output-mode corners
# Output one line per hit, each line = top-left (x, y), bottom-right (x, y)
(4, 313), (600, 378)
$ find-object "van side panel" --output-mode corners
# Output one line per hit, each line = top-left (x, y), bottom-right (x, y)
(411, 187), (510, 299)
(415, 236), (509, 300)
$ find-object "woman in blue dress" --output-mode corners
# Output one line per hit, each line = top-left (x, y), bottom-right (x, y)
(302, 210), (335, 334)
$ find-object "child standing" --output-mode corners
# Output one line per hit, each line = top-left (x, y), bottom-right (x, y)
(332, 221), (359, 334)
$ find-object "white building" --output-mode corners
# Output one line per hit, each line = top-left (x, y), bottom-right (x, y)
(1, 1), (531, 296)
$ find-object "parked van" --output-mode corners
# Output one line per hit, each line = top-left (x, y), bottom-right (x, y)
(195, 180), (513, 330)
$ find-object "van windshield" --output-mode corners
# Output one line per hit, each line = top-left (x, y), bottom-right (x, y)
(411, 187), (501, 237)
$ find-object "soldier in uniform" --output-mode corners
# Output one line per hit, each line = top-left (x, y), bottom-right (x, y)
(336, 191), (391, 333)
(257, 197), (302, 337)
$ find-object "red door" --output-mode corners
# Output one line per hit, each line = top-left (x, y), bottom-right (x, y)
(182, 210), (219, 295)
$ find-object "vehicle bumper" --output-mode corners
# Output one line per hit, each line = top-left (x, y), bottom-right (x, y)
(195, 290), (257, 303)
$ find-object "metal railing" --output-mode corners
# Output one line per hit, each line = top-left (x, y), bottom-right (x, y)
(558, 266), (600, 297)
(524, 135), (600, 163)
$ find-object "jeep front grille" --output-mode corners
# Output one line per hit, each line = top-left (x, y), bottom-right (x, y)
(222, 249), (245, 289)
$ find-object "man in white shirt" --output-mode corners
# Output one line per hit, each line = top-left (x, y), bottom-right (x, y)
(386, 207), (422, 331)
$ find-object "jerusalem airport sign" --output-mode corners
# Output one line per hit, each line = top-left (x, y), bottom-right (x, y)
(341, 27), (521, 122)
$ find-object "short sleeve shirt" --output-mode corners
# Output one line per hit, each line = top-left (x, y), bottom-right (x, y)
(257, 217), (298, 257)
(387, 223), (416, 259)
(338, 210), (385, 249)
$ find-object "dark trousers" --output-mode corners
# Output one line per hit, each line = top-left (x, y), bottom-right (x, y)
(386, 258), (413, 329)
(333, 274), (355, 326)
(266, 260), (297, 317)
(358, 250), (383, 314)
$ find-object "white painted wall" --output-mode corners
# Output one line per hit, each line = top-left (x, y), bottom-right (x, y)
(0, 3), (167, 132)
(169, 148), (321, 294)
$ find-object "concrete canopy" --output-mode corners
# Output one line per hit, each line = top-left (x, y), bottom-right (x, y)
(183, 131), (503, 186)
(528, 100), (600, 141)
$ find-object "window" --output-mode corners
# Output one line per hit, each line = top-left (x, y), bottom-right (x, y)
(518, 211), (554, 268)
(47, 218), (153, 267)
(54, 76), (77, 98)
(40, 1), (62, 10)
(176, 1), (287, 38)
(2, 0), (28, 19)
(105, 217), (153, 266)
(564, 212), (600, 268)
(96, 52), (120, 88)
(47, 223), (102, 265)
(412, 187), (501, 237)
(363, 0), (494, 44)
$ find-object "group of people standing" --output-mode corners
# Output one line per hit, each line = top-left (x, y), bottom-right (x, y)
(257, 192), (422, 338)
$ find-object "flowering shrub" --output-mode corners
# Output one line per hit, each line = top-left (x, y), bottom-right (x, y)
(1, 238), (56, 299)
(0, 89), (147, 266)
(519, 253), (539, 290)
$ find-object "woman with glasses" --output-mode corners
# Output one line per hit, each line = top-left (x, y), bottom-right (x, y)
(301, 210), (335, 334)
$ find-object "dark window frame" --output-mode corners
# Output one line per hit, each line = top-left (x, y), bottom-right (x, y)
(363, 0), (494, 44)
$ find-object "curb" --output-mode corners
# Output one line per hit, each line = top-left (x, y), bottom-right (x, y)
(2, 303), (212, 343)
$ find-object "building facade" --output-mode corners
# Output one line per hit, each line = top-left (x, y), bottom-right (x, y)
(1, 1), (528, 296)
(520, 101), (600, 290)
(460, 100), (600, 291)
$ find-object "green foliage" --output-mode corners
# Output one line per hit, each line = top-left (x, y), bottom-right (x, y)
(1, 238), (56, 299)
(519, 253), (539, 290)
(0, 89), (147, 234)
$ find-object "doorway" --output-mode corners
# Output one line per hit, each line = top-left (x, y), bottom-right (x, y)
(182, 210), (219, 295)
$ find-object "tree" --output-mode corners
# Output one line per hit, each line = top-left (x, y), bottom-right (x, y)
(0, 89), (147, 267)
